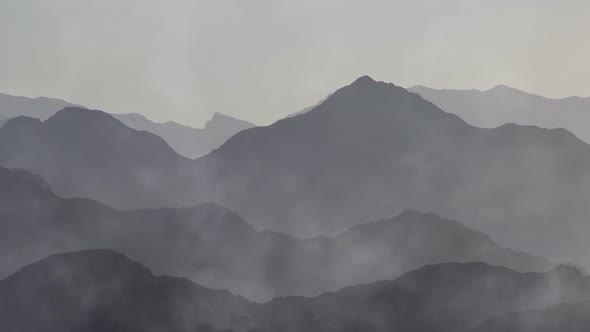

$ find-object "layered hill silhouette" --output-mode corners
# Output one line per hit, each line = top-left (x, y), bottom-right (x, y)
(190, 76), (590, 265)
(0, 90), (254, 159)
(113, 112), (255, 158)
(0, 249), (586, 332)
(409, 84), (590, 142)
(0, 108), (196, 209)
(0, 92), (82, 121)
(0, 166), (553, 301)
(5, 77), (590, 266)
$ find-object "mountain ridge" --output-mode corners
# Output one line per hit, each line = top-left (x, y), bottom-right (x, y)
(112, 111), (255, 158)
(0, 249), (585, 332)
(0, 165), (554, 301)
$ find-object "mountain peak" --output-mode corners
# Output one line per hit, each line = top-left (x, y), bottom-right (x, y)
(488, 84), (521, 93)
(204, 112), (255, 131)
(3, 115), (42, 129)
(352, 75), (378, 85)
(47, 107), (123, 126)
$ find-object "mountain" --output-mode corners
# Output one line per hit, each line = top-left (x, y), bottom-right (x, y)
(0, 250), (255, 332)
(188, 76), (590, 266)
(284, 94), (330, 118)
(0, 92), (82, 121)
(0, 250), (586, 332)
(0, 166), (553, 301)
(472, 301), (590, 332)
(112, 112), (255, 159)
(0, 119), (6, 127)
(0, 107), (196, 209)
(7, 77), (590, 266)
(409, 84), (590, 142)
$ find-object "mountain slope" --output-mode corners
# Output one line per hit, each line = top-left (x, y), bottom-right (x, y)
(189, 76), (590, 266)
(0, 250), (255, 332)
(5, 77), (590, 266)
(409, 84), (590, 142)
(471, 301), (590, 332)
(0, 250), (586, 332)
(0, 107), (195, 209)
(113, 112), (255, 158)
(0, 166), (553, 301)
(0, 92), (82, 121)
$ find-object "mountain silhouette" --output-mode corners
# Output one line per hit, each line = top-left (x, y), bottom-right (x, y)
(0, 107), (196, 209)
(0, 250), (254, 332)
(409, 84), (590, 143)
(0, 166), (553, 301)
(188, 75), (590, 266)
(0, 92), (83, 121)
(0, 250), (586, 332)
(6, 78), (590, 266)
(113, 112), (255, 159)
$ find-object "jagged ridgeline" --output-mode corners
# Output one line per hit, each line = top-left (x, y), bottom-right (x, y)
(3, 76), (590, 266)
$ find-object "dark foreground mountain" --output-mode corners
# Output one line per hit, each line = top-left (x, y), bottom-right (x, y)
(113, 112), (255, 159)
(0, 92), (82, 121)
(409, 84), (590, 143)
(0, 250), (587, 332)
(0, 166), (553, 301)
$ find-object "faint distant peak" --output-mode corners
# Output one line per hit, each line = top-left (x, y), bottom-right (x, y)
(487, 84), (523, 93)
(204, 112), (255, 130)
(117, 112), (149, 121)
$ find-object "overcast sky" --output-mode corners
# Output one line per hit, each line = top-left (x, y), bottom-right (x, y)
(1, 0), (589, 126)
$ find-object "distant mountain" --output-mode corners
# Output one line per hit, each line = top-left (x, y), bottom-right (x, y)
(0, 107), (195, 209)
(112, 112), (255, 159)
(0, 92), (83, 121)
(0, 91), (254, 159)
(284, 94), (330, 118)
(188, 76), (590, 266)
(0, 250), (586, 332)
(8, 78), (590, 266)
(409, 84), (590, 142)
(0, 166), (553, 301)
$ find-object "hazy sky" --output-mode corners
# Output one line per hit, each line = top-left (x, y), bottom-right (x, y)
(1, 0), (589, 126)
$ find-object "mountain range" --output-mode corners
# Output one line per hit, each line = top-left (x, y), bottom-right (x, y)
(112, 112), (255, 158)
(0, 92), (82, 121)
(189, 76), (590, 266)
(409, 84), (590, 142)
(5, 76), (590, 267)
(0, 91), (254, 159)
(0, 249), (586, 332)
(0, 165), (553, 301)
